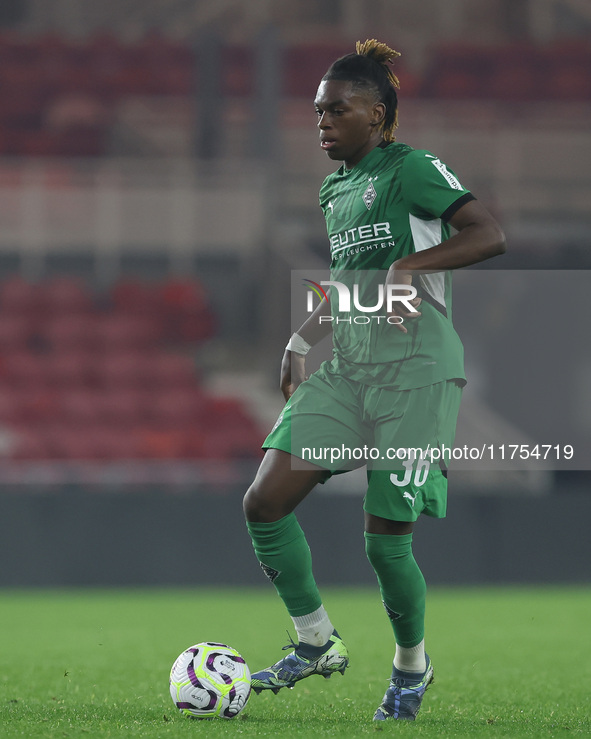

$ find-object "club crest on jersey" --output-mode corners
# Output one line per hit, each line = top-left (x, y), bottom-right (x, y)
(362, 180), (377, 210)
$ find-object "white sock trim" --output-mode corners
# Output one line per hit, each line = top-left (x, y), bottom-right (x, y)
(394, 639), (426, 673)
(291, 605), (334, 647)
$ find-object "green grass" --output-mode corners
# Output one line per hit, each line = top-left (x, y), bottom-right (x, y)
(0, 587), (590, 737)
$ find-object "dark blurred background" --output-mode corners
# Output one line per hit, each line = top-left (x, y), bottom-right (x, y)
(0, 0), (589, 586)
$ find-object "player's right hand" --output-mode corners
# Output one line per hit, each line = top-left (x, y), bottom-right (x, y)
(280, 350), (307, 401)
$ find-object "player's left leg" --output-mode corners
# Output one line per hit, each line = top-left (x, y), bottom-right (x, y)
(363, 380), (463, 720)
(364, 513), (434, 720)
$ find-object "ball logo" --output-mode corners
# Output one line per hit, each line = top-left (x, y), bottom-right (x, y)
(220, 658), (238, 675)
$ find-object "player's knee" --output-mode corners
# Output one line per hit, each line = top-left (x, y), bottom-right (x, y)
(243, 480), (284, 523)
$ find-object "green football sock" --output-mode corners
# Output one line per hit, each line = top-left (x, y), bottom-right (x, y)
(246, 513), (322, 618)
(364, 532), (426, 648)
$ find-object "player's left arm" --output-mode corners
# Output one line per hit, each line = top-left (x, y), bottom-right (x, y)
(385, 199), (506, 331)
(392, 198), (506, 275)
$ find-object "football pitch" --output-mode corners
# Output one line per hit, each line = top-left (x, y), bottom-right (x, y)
(1, 587), (589, 738)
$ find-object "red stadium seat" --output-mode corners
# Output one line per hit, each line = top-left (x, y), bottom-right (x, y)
(424, 44), (492, 99)
(97, 350), (153, 388)
(58, 389), (103, 425)
(43, 350), (97, 388)
(55, 126), (107, 157)
(0, 386), (22, 423)
(197, 427), (263, 460)
(0, 315), (33, 350)
(159, 278), (208, 314)
(100, 388), (149, 426)
(20, 130), (61, 156)
(40, 276), (94, 314)
(148, 388), (205, 427)
(135, 426), (188, 459)
(42, 421), (142, 460)
(136, 35), (195, 95)
(202, 396), (260, 432)
(93, 425), (144, 459)
(42, 315), (99, 352)
(95, 313), (163, 351)
(543, 42), (591, 100)
(144, 353), (198, 389)
(42, 423), (94, 459)
(487, 45), (541, 102)
(8, 427), (52, 460)
(2, 351), (46, 388)
(222, 46), (254, 97)
(110, 279), (161, 315)
(0, 277), (42, 315)
(16, 385), (59, 422)
(0, 270), (225, 460)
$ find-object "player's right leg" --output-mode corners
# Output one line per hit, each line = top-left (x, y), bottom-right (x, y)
(243, 449), (349, 692)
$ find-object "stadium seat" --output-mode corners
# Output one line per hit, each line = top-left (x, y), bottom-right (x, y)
(43, 351), (97, 387)
(159, 277), (208, 314)
(20, 130), (61, 157)
(284, 43), (350, 97)
(148, 388), (205, 427)
(196, 427), (262, 460)
(97, 350), (153, 389)
(8, 427), (51, 460)
(100, 388), (149, 426)
(0, 272), (266, 462)
(59, 389), (104, 425)
(144, 353), (198, 389)
(201, 396), (258, 431)
(487, 45), (541, 102)
(42, 315), (98, 352)
(222, 46), (254, 97)
(0, 315), (33, 350)
(95, 313), (163, 351)
(543, 42), (591, 100)
(93, 425), (145, 459)
(17, 386), (59, 422)
(2, 351), (47, 388)
(40, 276), (94, 314)
(135, 426), (188, 459)
(110, 279), (160, 314)
(0, 386), (22, 423)
(55, 125), (107, 157)
(0, 277), (42, 315)
(42, 423), (101, 459)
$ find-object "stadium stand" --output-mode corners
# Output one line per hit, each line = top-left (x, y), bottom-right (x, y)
(0, 33), (589, 156)
(0, 275), (264, 461)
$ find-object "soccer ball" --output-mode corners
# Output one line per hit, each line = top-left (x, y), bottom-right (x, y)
(169, 642), (251, 719)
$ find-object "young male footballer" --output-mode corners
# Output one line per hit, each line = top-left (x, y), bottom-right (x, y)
(243, 40), (506, 721)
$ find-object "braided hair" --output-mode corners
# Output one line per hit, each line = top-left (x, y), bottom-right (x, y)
(322, 39), (401, 142)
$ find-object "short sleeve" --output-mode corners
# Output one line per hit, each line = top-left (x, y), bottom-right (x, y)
(401, 149), (472, 221)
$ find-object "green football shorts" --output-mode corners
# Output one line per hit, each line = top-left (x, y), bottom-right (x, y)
(263, 361), (463, 523)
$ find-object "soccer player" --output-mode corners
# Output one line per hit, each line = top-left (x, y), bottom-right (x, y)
(243, 40), (506, 721)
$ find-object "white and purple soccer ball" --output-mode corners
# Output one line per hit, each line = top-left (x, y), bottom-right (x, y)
(169, 642), (251, 719)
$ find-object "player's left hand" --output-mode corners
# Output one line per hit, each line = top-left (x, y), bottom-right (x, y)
(386, 274), (422, 334)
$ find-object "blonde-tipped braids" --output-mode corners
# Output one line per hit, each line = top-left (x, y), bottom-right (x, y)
(323, 39), (402, 141)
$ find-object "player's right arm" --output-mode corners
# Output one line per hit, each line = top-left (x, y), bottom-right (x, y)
(280, 296), (332, 401)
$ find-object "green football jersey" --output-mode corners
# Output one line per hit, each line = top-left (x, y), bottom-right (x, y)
(318, 142), (472, 389)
